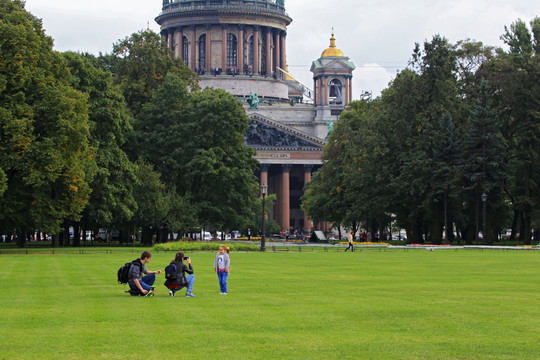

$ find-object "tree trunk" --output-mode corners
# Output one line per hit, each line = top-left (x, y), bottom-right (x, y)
(63, 227), (70, 247)
(72, 224), (81, 247)
(523, 212), (531, 245)
(16, 230), (26, 248)
(431, 201), (443, 244)
(52, 233), (59, 247)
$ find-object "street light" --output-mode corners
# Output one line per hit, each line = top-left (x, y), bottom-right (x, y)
(260, 183), (268, 251)
(481, 192), (488, 244)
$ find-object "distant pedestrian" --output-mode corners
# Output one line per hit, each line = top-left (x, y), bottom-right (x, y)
(214, 245), (231, 295)
(345, 231), (354, 252)
(247, 228), (251, 241)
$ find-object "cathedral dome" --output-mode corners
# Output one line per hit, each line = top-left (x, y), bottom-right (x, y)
(321, 32), (345, 57)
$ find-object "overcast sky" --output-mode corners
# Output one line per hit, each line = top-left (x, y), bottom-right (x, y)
(24, 0), (540, 98)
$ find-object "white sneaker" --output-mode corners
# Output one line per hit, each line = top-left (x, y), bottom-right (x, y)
(169, 290), (174, 297)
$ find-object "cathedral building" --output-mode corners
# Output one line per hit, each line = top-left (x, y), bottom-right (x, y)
(156, 0), (355, 233)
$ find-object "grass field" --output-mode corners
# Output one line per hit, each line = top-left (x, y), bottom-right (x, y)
(1, 248), (539, 359)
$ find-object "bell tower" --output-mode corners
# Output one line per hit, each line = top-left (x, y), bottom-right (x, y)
(311, 31), (355, 138)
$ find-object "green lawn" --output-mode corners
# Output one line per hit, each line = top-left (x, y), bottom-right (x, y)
(1, 249), (539, 359)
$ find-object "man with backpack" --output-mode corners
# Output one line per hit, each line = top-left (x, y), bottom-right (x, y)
(128, 250), (161, 296)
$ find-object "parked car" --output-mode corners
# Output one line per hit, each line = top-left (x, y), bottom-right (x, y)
(95, 229), (120, 242)
(392, 234), (407, 241)
(225, 231), (241, 240)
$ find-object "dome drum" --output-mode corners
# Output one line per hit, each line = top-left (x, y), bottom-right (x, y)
(159, 0), (290, 22)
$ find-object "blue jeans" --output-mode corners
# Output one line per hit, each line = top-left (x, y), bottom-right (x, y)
(218, 270), (228, 293)
(171, 274), (195, 295)
(130, 273), (156, 292)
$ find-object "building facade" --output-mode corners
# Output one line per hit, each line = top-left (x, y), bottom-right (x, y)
(156, 0), (354, 232)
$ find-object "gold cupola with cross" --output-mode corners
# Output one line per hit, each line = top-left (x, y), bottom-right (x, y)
(311, 29), (355, 138)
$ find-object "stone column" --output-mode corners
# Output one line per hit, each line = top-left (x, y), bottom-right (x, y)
(238, 25), (245, 74)
(324, 77), (329, 105)
(279, 164), (291, 231)
(313, 78), (317, 105)
(260, 164), (269, 187)
(160, 30), (167, 44)
(253, 26), (260, 74)
(303, 165), (313, 232)
(205, 24), (211, 72)
(344, 77), (349, 105)
(168, 30), (174, 51)
(174, 27), (183, 59)
(280, 31), (286, 72)
(190, 25), (196, 72)
(319, 78), (324, 105)
(274, 29), (280, 70)
(222, 25), (228, 71)
(350, 77), (354, 103)
(265, 28), (272, 76)
(274, 171), (281, 226)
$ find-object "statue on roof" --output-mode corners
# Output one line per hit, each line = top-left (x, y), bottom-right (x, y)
(325, 120), (334, 137)
(247, 93), (260, 109)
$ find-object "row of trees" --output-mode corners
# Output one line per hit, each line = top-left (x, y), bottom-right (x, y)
(303, 19), (540, 245)
(0, 1), (263, 246)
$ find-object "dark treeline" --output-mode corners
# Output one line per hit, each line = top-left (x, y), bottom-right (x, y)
(0, 1), (263, 246)
(303, 20), (540, 245)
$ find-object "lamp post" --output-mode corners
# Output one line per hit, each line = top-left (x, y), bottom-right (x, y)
(481, 192), (488, 244)
(260, 183), (268, 251)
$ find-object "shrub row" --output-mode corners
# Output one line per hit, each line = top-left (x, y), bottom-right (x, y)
(153, 241), (260, 252)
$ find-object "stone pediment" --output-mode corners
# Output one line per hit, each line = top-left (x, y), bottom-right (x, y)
(311, 58), (355, 72)
(246, 114), (325, 150)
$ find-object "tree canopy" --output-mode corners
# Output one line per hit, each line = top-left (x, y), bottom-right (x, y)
(0, 0), (95, 239)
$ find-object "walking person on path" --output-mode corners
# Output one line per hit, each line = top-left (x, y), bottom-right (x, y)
(345, 231), (354, 252)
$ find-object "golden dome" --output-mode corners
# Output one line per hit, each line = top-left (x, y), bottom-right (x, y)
(321, 31), (345, 57)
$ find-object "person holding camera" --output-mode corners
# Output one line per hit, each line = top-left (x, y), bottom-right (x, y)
(164, 251), (196, 297)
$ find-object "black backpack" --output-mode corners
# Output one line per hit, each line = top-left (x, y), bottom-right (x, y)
(164, 263), (178, 280)
(118, 259), (141, 284)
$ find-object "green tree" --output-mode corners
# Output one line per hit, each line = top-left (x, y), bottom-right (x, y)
(432, 114), (462, 243)
(62, 52), (138, 243)
(134, 73), (258, 232)
(496, 18), (540, 244)
(183, 88), (259, 231)
(0, 0), (95, 243)
(462, 82), (508, 244)
(103, 29), (198, 118)
(131, 158), (170, 245)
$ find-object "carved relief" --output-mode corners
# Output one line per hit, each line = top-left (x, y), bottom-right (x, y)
(245, 120), (319, 148)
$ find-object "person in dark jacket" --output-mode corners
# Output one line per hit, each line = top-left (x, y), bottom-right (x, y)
(164, 251), (196, 297)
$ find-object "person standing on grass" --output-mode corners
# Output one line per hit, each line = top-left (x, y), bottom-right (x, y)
(345, 231), (354, 252)
(128, 250), (161, 296)
(164, 251), (196, 297)
(214, 245), (231, 294)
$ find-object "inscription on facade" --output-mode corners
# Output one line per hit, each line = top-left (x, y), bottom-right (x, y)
(257, 153), (291, 159)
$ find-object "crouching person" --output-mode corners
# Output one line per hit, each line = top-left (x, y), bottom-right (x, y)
(129, 250), (162, 297)
(164, 252), (196, 297)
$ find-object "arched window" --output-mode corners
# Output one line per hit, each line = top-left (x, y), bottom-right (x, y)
(198, 34), (206, 70)
(329, 79), (343, 104)
(227, 33), (237, 68)
(182, 36), (189, 67)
